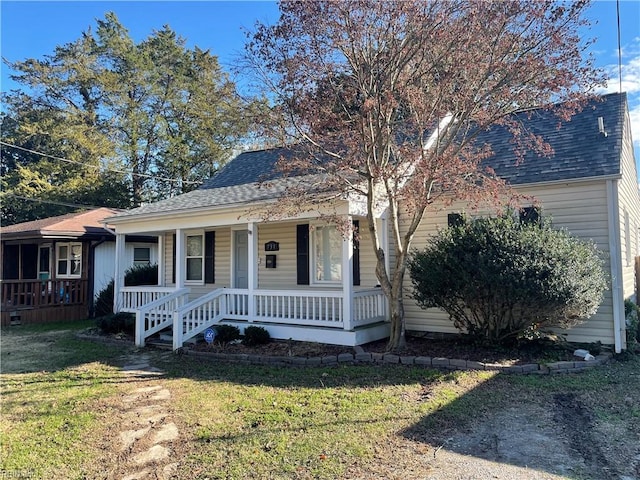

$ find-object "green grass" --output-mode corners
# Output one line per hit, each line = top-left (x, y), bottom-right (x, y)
(2, 321), (639, 479)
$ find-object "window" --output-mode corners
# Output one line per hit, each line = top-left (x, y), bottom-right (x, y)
(39, 246), (51, 280)
(447, 213), (464, 228)
(313, 225), (342, 283)
(186, 234), (204, 282)
(133, 247), (151, 267)
(57, 243), (82, 277)
(520, 206), (541, 226)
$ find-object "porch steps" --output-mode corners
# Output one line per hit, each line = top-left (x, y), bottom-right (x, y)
(146, 329), (198, 350)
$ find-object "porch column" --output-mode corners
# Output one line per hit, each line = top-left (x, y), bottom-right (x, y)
(113, 233), (126, 313)
(157, 234), (165, 286)
(342, 217), (354, 330)
(175, 229), (185, 288)
(247, 222), (257, 322)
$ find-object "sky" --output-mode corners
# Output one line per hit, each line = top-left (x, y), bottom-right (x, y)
(1, 0), (640, 174)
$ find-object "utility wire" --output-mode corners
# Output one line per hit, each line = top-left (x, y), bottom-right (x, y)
(2, 193), (111, 211)
(0, 141), (203, 185)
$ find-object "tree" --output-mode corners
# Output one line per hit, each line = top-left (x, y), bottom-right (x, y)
(408, 212), (607, 344)
(246, 0), (604, 350)
(1, 13), (259, 222)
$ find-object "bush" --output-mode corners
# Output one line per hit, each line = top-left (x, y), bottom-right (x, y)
(624, 299), (640, 347)
(96, 312), (135, 334)
(92, 264), (158, 317)
(215, 325), (241, 343)
(94, 281), (115, 317)
(124, 264), (158, 286)
(242, 326), (271, 346)
(408, 211), (608, 344)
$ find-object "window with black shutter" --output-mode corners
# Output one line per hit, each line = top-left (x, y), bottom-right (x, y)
(205, 231), (215, 284)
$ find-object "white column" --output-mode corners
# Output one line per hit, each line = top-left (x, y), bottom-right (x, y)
(113, 233), (126, 313)
(342, 217), (354, 330)
(175, 229), (185, 288)
(248, 222), (257, 322)
(157, 234), (165, 286)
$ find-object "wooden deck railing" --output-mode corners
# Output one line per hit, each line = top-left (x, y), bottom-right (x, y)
(1, 279), (88, 309)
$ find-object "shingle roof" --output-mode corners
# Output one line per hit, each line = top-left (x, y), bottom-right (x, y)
(479, 92), (625, 184)
(1, 207), (121, 238)
(109, 92), (628, 221)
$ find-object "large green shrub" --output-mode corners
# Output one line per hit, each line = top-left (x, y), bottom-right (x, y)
(94, 263), (158, 318)
(242, 326), (271, 346)
(408, 211), (607, 344)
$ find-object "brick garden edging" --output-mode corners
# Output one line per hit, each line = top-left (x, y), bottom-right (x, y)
(183, 346), (613, 375)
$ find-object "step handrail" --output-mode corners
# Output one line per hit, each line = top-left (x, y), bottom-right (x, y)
(173, 288), (228, 350)
(135, 287), (190, 347)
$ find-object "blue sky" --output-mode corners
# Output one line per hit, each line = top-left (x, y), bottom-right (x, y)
(1, 1), (640, 172)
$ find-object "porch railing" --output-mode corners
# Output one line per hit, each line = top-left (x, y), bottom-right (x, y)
(120, 286), (180, 313)
(1, 279), (88, 309)
(130, 287), (388, 349)
(135, 288), (189, 347)
(353, 289), (387, 327)
(254, 289), (344, 327)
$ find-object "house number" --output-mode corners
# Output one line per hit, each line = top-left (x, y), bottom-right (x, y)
(264, 241), (280, 251)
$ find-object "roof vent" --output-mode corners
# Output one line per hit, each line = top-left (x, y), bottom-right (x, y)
(598, 117), (608, 137)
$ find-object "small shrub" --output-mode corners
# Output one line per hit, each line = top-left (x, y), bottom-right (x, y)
(409, 210), (608, 344)
(124, 264), (158, 286)
(624, 299), (640, 347)
(94, 280), (115, 317)
(215, 325), (241, 343)
(242, 326), (271, 346)
(96, 312), (135, 335)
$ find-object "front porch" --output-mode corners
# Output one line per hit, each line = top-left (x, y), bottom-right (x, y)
(119, 285), (389, 350)
(111, 211), (392, 351)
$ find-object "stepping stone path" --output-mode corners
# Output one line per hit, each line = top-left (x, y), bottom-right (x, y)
(112, 353), (180, 480)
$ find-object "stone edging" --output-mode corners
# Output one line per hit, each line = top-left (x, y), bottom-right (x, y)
(183, 347), (613, 375)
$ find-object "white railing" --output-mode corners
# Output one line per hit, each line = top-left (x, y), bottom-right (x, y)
(223, 289), (250, 320)
(254, 289), (344, 327)
(135, 288), (189, 347)
(120, 286), (178, 313)
(353, 289), (387, 327)
(174, 289), (227, 350)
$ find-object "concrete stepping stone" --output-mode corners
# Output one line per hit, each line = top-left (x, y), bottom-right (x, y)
(159, 463), (179, 480)
(152, 423), (179, 443)
(133, 445), (170, 466)
(149, 388), (171, 401)
(131, 405), (167, 425)
(120, 426), (151, 451)
(122, 469), (151, 480)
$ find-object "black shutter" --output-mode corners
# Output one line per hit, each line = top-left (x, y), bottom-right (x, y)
(172, 234), (176, 284)
(448, 213), (464, 227)
(296, 224), (309, 285)
(205, 231), (215, 284)
(352, 220), (360, 286)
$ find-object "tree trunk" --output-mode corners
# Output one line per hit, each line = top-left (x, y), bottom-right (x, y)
(387, 284), (407, 352)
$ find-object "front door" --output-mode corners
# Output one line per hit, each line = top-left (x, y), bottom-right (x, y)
(233, 230), (248, 289)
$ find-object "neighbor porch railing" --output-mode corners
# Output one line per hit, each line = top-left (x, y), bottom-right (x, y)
(1, 279), (88, 309)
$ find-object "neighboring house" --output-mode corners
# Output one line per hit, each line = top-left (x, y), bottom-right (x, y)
(1, 208), (158, 325)
(106, 92), (639, 352)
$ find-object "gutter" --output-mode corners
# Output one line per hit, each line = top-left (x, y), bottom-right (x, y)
(606, 179), (625, 353)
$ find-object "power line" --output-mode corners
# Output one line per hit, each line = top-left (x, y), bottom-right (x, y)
(0, 141), (202, 185)
(2, 193), (109, 211)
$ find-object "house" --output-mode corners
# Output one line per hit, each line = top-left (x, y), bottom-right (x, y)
(0, 208), (158, 325)
(106, 92), (639, 353)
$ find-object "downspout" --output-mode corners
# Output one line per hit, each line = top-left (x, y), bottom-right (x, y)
(607, 179), (625, 353)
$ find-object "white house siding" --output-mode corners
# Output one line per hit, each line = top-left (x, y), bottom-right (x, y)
(163, 228), (232, 298)
(94, 241), (158, 298)
(617, 116), (640, 301)
(256, 218), (379, 290)
(401, 180), (617, 346)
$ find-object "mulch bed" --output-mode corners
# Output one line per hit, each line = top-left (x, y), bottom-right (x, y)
(189, 333), (587, 365)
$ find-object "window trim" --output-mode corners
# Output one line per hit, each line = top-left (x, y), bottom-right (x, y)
(311, 224), (343, 285)
(56, 242), (82, 278)
(184, 231), (205, 285)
